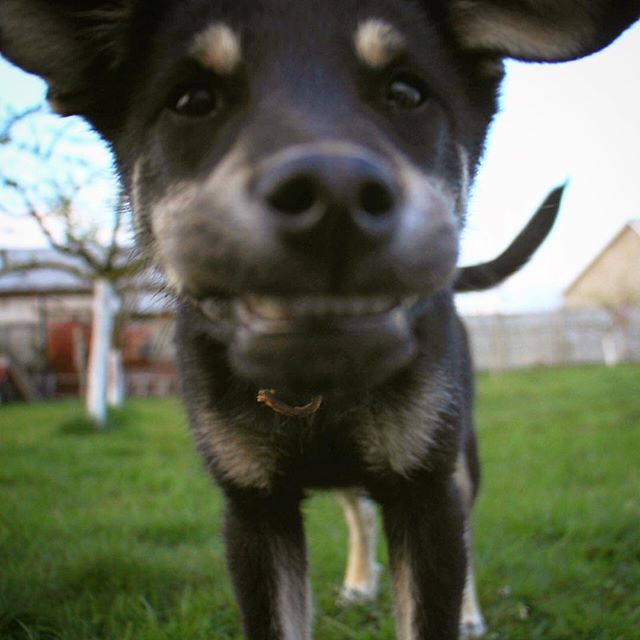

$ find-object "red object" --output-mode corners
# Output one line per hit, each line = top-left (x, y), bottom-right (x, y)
(46, 321), (90, 374)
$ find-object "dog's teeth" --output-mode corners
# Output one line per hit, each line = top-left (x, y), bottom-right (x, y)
(242, 296), (400, 319)
(200, 299), (229, 321)
(245, 296), (290, 320)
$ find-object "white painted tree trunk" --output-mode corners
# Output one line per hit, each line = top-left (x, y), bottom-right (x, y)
(107, 348), (125, 407)
(602, 331), (619, 367)
(86, 279), (120, 427)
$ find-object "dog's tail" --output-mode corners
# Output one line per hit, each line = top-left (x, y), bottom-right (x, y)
(454, 185), (565, 293)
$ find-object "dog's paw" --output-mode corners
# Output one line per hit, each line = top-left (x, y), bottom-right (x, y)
(337, 563), (381, 606)
(460, 618), (487, 638)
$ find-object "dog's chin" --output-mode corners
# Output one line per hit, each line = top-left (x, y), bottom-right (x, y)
(199, 296), (419, 394)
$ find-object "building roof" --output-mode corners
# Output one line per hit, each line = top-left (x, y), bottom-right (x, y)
(564, 220), (640, 298)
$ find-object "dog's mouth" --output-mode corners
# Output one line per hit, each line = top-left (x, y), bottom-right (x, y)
(239, 295), (414, 322)
(196, 295), (421, 392)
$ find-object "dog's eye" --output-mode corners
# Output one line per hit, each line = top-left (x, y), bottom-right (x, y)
(385, 74), (428, 110)
(169, 86), (221, 117)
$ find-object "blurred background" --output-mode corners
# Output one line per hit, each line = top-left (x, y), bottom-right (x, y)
(1, 18), (639, 640)
(1, 21), (639, 410)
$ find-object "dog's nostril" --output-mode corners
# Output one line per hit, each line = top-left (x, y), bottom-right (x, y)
(358, 180), (395, 217)
(267, 175), (320, 215)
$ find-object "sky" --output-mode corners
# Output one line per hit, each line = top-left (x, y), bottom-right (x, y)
(1, 21), (639, 315)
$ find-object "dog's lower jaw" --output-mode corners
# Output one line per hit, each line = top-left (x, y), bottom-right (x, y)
(192, 294), (427, 394)
(230, 306), (417, 394)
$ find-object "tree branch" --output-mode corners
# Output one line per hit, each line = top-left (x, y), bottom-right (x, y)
(109, 256), (147, 281)
(106, 195), (126, 269)
(0, 105), (42, 144)
(0, 259), (91, 282)
(1, 104), (135, 285)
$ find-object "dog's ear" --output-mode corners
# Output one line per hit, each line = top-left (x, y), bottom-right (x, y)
(0, 0), (132, 121)
(449, 1), (640, 61)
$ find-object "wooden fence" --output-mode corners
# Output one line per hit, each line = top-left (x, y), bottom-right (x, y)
(464, 307), (640, 371)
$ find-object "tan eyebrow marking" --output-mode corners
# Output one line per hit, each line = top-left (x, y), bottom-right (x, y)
(190, 23), (242, 75)
(354, 18), (406, 69)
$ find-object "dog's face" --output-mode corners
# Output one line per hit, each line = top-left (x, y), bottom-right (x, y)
(2, 0), (638, 391)
(123, 1), (496, 390)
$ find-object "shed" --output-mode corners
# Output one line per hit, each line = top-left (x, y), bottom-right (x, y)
(564, 220), (640, 309)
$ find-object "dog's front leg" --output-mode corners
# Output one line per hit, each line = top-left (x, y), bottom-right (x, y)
(224, 491), (311, 640)
(380, 478), (466, 640)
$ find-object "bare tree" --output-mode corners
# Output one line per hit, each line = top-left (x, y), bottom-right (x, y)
(0, 105), (146, 427)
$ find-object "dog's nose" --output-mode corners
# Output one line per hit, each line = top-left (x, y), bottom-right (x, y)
(256, 151), (400, 245)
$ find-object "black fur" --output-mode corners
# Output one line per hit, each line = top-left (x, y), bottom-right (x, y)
(2, 2), (637, 638)
(454, 185), (564, 293)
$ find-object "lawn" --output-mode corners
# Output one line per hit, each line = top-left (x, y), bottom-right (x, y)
(1, 364), (639, 640)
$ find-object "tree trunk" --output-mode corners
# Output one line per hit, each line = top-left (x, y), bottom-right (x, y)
(107, 348), (125, 407)
(86, 278), (119, 428)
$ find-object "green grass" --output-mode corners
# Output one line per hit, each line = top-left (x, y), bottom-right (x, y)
(1, 364), (639, 639)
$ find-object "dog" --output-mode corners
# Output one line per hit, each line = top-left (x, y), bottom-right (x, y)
(2, 2), (638, 639)
(333, 186), (565, 639)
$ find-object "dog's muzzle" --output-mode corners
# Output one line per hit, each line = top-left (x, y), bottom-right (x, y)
(196, 295), (426, 393)
(167, 142), (457, 392)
